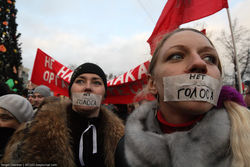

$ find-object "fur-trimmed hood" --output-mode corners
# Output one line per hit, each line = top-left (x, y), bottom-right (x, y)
(125, 101), (232, 167)
(1, 97), (124, 167)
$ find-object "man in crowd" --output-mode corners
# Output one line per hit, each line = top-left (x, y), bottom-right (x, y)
(33, 85), (51, 109)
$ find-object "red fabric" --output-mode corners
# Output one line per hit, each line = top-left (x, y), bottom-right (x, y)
(31, 49), (73, 97)
(201, 29), (206, 35)
(104, 60), (153, 104)
(157, 110), (204, 133)
(147, 0), (228, 54)
(31, 49), (154, 104)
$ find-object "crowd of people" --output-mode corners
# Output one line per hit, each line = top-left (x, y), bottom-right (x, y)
(1, 28), (250, 167)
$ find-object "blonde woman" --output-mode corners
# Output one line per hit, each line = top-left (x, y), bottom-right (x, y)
(115, 28), (250, 167)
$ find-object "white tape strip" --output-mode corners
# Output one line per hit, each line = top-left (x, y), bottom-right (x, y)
(163, 74), (222, 106)
(72, 93), (102, 107)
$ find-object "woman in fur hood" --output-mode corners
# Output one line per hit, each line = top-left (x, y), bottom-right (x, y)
(115, 28), (250, 167)
(1, 63), (124, 167)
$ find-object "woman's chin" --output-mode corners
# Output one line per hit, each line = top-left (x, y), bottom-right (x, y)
(73, 105), (98, 114)
(167, 101), (214, 115)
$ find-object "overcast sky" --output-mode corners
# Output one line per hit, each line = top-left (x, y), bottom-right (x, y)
(15, 0), (250, 79)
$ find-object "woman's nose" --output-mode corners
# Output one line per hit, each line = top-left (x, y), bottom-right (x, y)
(83, 82), (92, 92)
(185, 54), (207, 74)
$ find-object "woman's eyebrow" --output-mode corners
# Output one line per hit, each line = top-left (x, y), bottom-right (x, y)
(198, 46), (217, 53)
(168, 45), (187, 50)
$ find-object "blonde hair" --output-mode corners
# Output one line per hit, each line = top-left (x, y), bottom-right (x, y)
(224, 101), (250, 167)
(147, 28), (250, 166)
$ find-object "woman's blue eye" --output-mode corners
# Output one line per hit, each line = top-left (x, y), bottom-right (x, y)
(94, 81), (102, 85)
(75, 79), (84, 84)
(167, 54), (183, 61)
(203, 56), (216, 64)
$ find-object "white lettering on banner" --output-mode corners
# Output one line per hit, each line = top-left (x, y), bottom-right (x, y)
(63, 71), (73, 82)
(108, 79), (114, 86)
(43, 71), (56, 84)
(49, 72), (54, 84)
(138, 64), (147, 80)
(43, 71), (50, 82)
(125, 69), (135, 83)
(44, 56), (55, 70)
(114, 74), (124, 85)
(55, 75), (59, 86)
(57, 66), (70, 78)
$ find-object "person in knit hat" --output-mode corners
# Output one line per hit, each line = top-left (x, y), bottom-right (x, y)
(1, 62), (124, 167)
(33, 85), (51, 108)
(0, 94), (34, 159)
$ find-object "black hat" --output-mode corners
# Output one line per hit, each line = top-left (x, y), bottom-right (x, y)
(68, 63), (107, 97)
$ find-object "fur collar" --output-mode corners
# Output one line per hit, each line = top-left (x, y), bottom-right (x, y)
(125, 101), (231, 167)
(1, 97), (124, 167)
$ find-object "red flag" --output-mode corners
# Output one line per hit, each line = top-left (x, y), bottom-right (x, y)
(31, 49), (73, 97)
(148, 0), (228, 54)
(31, 49), (153, 104)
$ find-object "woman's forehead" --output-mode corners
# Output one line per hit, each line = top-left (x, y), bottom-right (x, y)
(77, 73), (102, 80)
(163, 30), (213, 48)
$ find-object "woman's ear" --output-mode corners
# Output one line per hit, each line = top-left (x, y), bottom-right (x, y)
(147, 74), (158, 95)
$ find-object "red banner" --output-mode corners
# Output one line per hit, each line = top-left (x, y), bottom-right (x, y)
(31, 49), (154, 104)
(104, 61), (153, 104)
(147, 0), (228, 54)
(31, 49), (73, 97)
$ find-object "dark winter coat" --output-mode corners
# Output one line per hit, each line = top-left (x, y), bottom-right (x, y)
(116, 100), (232, 167)
(1, 97), (124, 167)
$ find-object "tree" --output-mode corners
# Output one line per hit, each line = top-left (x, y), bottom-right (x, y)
(0, 0), (23, 94)
(216, 18), (250, 88)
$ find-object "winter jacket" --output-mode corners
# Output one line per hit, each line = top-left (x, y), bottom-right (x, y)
(1, 97), (124, 167)
(117, 100), (232, 167)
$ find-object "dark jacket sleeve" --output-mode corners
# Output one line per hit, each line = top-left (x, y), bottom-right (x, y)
(115, 136), (131, 167)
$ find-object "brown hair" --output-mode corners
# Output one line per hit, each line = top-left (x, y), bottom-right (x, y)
(148, 28), (222, 75)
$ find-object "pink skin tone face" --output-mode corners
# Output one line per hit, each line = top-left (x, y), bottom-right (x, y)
(33, 93), (45, 108)
(148, 30), (221, 124)
(0, 108), (20, 129)
(71, 73), (105, 118)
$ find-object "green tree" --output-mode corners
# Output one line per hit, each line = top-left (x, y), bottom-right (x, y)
(0, 0), (23, 93)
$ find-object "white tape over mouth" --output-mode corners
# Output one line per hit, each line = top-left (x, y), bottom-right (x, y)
(163, 74), (222, 106)
(72, 92), (102, 107)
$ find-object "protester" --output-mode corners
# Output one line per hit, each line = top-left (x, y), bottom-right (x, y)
(33, 85), (51, 109)
(27, 89), (35, 109)
(0, 94), (34, 160)
(115, 28), (250, 167)
(1, 62), (124, 167)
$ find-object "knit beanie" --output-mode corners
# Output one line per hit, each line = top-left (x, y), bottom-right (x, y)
(33, 85), (51, 97)
(68, 63), (107, 97)
(0, 94), (34, 123)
